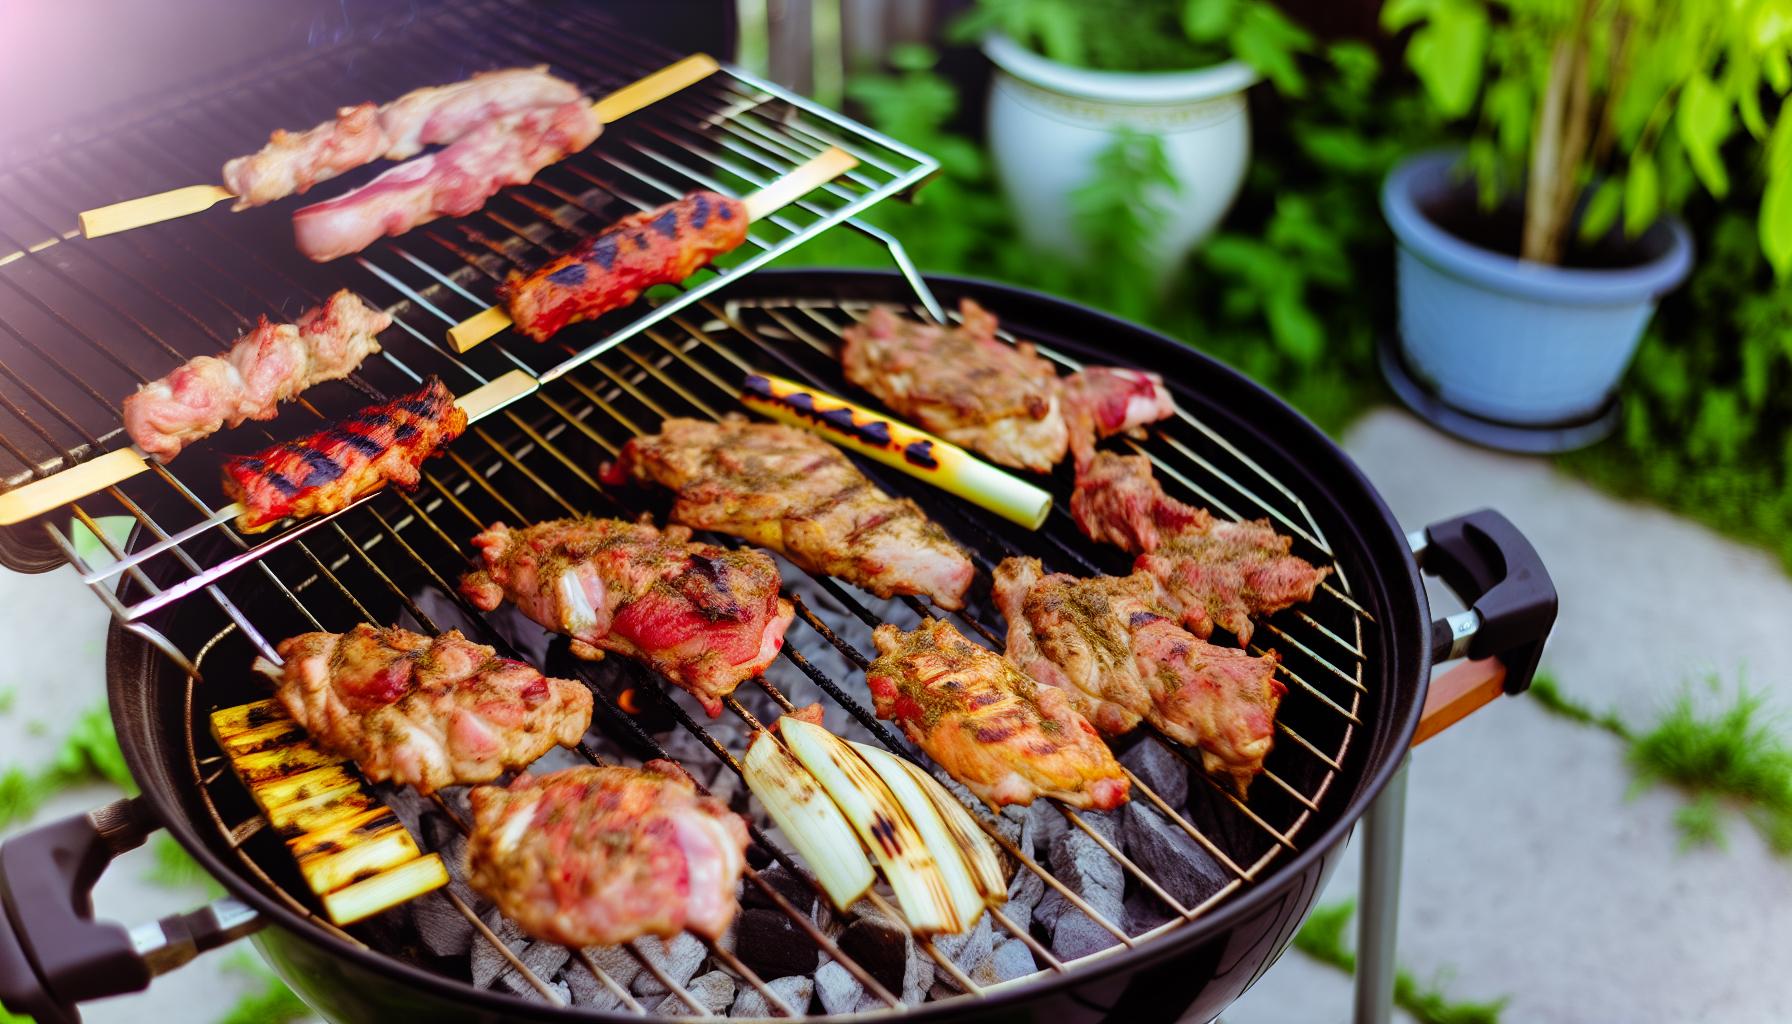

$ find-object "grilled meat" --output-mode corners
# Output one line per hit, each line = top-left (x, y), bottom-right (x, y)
(261, 624), (592, 794)
(223, 66), (582, 208)
(993, 558), (1283, 794)
(499, 191), (749, 342)
(865, 619), (1129, 810)
(466, 762), (750, 946)
(615, 416), (974, 609)
(458, 517), (793, 716)
(222, 375), (466, 532)
(840, 299), (1068, 471)
(1061, 366), (1176, 471)
(1069, 451), (1208, 555)
(293, 100), (602, 261)
(122, 291), (389, 461)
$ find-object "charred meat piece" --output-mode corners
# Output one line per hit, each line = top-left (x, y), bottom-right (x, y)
(993, 558), (1283, 794)
(293, 100), (602, 261)
(261, 624), (592, 794)
(499, 191), (749, 342)
(840, 299), (1068, 471)
(1137, 518), (1330, 647)
(615, 415), (974, 609)
(1061, 366), (1176, 471)
(123, 291), (389, 461)
(865, 619), (1129, 810)
(222, 375), (467, 533)
(466, 762), (749, 946)
(1068, 451), (1209, 555)
(458, 517), (793, 716)
(223, 66), (582, 208)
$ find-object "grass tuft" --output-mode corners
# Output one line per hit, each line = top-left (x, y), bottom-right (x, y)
(1528, 673), (1631, 738)
(1292, 899), (1508, 1024)
(219, 952), (312, 1024)
(1628, 676), (1792, 855)
(144, 833), (223, 894)
(0, 702), (134, 832)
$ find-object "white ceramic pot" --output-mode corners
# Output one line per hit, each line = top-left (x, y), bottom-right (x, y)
(981, 32), (1258, 273)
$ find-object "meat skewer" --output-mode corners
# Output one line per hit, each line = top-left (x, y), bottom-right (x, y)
(612, 415), (976, 610)
(447, 146), (860, 351)
(1071, 451), (1330, 646)
(465, 762), (750, 946)
(254, 623), (594, 794)
(76, 55), (719, 238)
(222, 375), (468, 533)
(993, 557), (1284, 794)
(865, 619), (1130, 810)
(121, 290), (390, 461)
(457, 516), (794, 716)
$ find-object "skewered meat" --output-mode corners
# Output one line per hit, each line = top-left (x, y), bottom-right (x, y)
(223, 66), (582, 208)
(261, 624), (592, 794)
(1070, 453), (1329, 646)
(459, 517), (794, 716)
(222, 375), (466, 532)
(466, 762), (750, 946)
(1069, 451), (1208, 555)
(993, 558), (1283, 794)
(500, 191), (749, 342)
(122, 291), (389, 461)
(293, 100), (602, 262)
(865, 619), (1129, 810)
(840, 299), (1068, 472)
(838, 300), (1176, 472)
(614, 416), (975, 609)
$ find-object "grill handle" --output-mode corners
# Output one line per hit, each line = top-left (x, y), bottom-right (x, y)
(0, 796), (263, 1024)
(1410, 508), (1556, 689)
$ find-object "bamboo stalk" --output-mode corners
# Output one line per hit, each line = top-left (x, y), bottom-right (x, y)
(1523, 38), (1576, 263)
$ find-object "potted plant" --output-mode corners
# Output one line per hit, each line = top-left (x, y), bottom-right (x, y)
(1380, 0), (1792, 446)
(953, 0), (1313, 274)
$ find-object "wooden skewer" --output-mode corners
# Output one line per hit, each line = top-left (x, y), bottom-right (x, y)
(76, 54), (722, 239)
(0, 368), (536, 528)
(445, 145), (861, 353)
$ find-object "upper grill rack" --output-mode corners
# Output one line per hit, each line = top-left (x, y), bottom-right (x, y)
(125, 287), (1371, 1017)
(0, 0), (936, 588)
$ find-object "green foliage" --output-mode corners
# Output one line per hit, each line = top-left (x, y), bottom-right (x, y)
(145, 833), (222, 894)
(1293, 899), (1509, 1024)
(1068, 127), (1181, 323)
(0, 702), (132, 832)
(1628, 675), (1792, 855)
(1528, 672), (1630, 738)
(219, 952), (311, 1024)
(951, 0), (1312, 93)
(0, 688), (13, 715)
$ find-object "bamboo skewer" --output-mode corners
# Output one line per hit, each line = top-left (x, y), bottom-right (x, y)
(0, 368), (536, 528)
(76, 54), (722, 239)
(444, 145), (861, 352)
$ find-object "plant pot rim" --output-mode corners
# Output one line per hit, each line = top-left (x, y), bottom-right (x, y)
(981, 31), (1260, 103)
(1383, 148), (1694, 305)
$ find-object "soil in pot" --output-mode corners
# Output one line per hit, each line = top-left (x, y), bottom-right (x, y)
(1418, 186), (1671, 271)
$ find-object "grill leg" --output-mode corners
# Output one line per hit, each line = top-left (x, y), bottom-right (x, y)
(1353, 755), (1409, 1024)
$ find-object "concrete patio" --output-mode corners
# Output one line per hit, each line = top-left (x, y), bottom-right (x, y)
(4, 406), (1788, 1023)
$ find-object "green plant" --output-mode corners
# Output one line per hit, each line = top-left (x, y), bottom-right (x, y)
(219, 952), (311, 1024)
(1294, 899), (1509, 1024)
(1385, 0), (1792, 270)
(951, 0), (1312, 93)
(0, 702), (133, 832)
(1528, 672), (1630, 737)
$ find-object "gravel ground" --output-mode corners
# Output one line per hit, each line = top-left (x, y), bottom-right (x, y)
(3, 407), (1789, 1023)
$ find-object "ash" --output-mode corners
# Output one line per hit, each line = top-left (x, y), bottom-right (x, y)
(385, 563), (1235, 1016)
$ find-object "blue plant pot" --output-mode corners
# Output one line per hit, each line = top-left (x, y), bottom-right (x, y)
(1382, 149), (1693, 428)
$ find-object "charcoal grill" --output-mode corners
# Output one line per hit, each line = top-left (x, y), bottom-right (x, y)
(0, 4), (1557, 1023)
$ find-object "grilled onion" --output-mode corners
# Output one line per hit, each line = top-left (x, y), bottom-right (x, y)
(849, 741), (993, 928)
(743, 727), (876, 912)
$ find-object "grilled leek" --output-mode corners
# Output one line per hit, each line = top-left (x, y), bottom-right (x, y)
(743, 727), (875, 912)
(780, 716), (963, 934)
(850, 741), (1001, 925)
(892, 754), (1008, 905)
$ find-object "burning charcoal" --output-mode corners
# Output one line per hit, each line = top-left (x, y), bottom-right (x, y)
(1048, 822), (1124, 898)
(655, 970), (737, 1015)
(1120, 739), (1190, 809)
(813, 960), (864, 1015)
(1121, 801), (1232, 908)
(1004, 863), (1046, 936)
(734, 907), (822, 977)
(1123, 888), (1177, 934)
(1049, 905), (1124, 961)
(411, 890), (475, 957)
(564, 946), (644, 1010)
(741, 862), (823, 922)
(471, 909), (528, 988)
(836, 910), (934, 1003)
(496, 941), (572, 999)
(987, 937), (1038, 983)
(931, 912), (993, 988)
(630, 932), (707, 997)
(730, 975), (814, 1018)
(1040, 824), (1126, 962)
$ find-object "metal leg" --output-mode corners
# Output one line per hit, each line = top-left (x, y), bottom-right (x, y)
(1353, 755), (1410, 1024)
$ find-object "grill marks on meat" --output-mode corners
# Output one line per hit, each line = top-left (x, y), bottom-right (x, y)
(618, 416), (974, 610)
(1071, 452), (1329, 647)
(866, 619), (1129, 810)
(466, 762), (749, 946)
(122, 291), (389, 461)
(266, 624), (592, 794)
(223, 66), (582, 208)
(499, 191), (749, 342)
(837, 299), (1176, 473)
(222, 375), (467, 533)
(993, 558), (1283, 794)
(293, 100), (603, 262)
(458, 517), (793, 716)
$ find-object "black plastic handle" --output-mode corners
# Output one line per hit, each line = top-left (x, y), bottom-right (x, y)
(0, 797), (261, 1024)
(1415, 509), (1557, 694)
